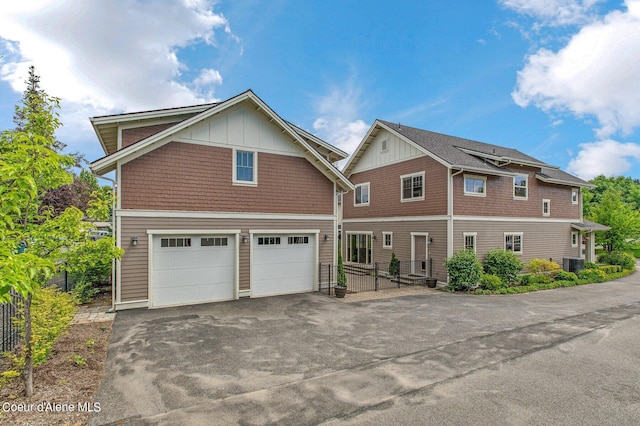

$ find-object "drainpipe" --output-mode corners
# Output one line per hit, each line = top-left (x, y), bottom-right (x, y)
(94, 174), (117, 313)
(448, 169), (464, 259)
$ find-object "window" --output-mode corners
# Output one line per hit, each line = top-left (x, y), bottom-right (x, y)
(160, 237), (191, 248)
(513, 175), (528, 199)
(464, 175), (486, 196)
(347, 233), (372, 264)
(234, 150), (257, 185)
(258, 237), (280, 245)
(504, 233), (523, 254)
(571, 232), (579, 248)
(401, 172), (424, 201)
(354, 183), (370, 206)
(542, 199), (550, 216)
(201, 237), (228, 247)
(463, 232), (477, 252)
(572, 188), (579, 205)
(383, 232), (392, 249)
(288, 236), (309, 244)
(381, 139), (388, 152)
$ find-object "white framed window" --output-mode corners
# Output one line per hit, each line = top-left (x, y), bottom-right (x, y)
(288, 236), (309, 244)
(354, 182), (370, 206)
(571, 231), (579, 248)
(233, 149), (257, 186)
(201, 237), (228, 247)
(346, 233), (372, 264)
(160, 237), (192, 248)
(463, 232), (477, 253)
(513, 175), (528, 200)
(542, 199), (551, 217)
(258, 237), (280, 245)
(401, 172), (425, 202)
(383, 232), (393, 249)
(504, 232), (523, 255)
(464, 174), (486, 197)
(572, 188), (579, 205)
(381, 139), (388, 153)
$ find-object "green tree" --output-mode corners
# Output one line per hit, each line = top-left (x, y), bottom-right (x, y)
(589, 188), (640, 253)
(584, 175), (640, 216)
(0, 67), (121, 396)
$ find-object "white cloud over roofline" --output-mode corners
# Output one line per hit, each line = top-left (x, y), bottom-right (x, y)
(499, 0), (604, 26)
(567, 139), (640, 180)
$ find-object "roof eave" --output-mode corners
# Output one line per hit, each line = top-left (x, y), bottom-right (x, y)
(535, 174), (595, 188)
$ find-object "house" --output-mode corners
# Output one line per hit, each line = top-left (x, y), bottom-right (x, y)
(341, 120), (603, 283)
(90, 90), (352, 310)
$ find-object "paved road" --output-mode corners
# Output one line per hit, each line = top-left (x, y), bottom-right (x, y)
(90, 274), (640, 425)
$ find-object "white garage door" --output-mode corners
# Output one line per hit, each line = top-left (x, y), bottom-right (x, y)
(252, 234), (315, 297)
(152, 235), (235, 307)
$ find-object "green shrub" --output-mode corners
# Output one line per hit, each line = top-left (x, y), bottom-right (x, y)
(72, 279), (100, 304)
(599, 265), (622, 274)
(446, 249), (483, 291)
(529, 274), (552, 284)
(480, 274), (503, 290)
(388, 251), (400, 276)
(526, 258), (561, 277)
(597, 251), (636, 271)
(483, 248), (523, 284)
(518, 274), (532, 285)
(577, 268), (607, 282)
(584, 262), (599, 269)
(555, 270), (578, 282)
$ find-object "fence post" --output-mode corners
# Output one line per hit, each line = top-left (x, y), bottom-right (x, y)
(374, 262), (379, 291)
(429, 258), (433, 278)
(328, 263), (332, 296)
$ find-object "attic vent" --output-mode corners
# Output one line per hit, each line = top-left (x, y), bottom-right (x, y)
(381, 139), (388, 152)
(493, 148), (496, 154)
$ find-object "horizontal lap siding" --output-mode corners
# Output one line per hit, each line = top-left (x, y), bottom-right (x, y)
(120, 216), (335, 302)
(453, 220), (580, 264)
(342, 220), (448, 282)
(121, 142), (334, 215)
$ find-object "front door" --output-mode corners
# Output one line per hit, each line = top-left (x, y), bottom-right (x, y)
(411, 233), (429, 274)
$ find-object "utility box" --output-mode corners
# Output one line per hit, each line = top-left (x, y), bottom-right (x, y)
(563, 257), (585, 273)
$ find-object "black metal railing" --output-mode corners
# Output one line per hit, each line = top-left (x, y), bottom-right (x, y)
(319, 259), (433, 295)
(1, 292), (24, 353)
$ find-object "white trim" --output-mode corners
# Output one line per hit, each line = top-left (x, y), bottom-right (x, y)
(463, 232), (477, 253)
(233, 148), (258, 187)
(343, 215), (577, 223)
(344, 231), (374, 265)
(382, 231), (393, 249)
(354, 182), (370, 207)
(238, 289), (251, 298)
(173, 137), (305, 159)
(344, 155), (428, 175)
(250, 229), (321, 235)
(504, 232), (524, 255)
(542, 199), (551, 217)
(116, 213), (122, 304)
(114, 300), (149, 310)
(146, 229), (242, 235)
(118, 209), (335, 221)
(513, 175), (528, 200)
(400, 171), (426, 202)
(572, 188), (579, 205)
(410, 232), (429, 274)
(463, 174), (487, 197)
(571, 231), (579, 248)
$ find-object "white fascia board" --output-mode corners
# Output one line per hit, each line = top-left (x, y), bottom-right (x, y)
(451, 166), (517, 178)
(341, 121), (379, 177)
(89, 104), (213, 126)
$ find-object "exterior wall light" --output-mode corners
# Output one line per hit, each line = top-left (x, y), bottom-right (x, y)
(324, 234), (330, 241)
(242, 235), (249, 243)
(131, 236), (138, 246)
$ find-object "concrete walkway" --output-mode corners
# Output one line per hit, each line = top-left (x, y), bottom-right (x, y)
(72, 305), (115, 324)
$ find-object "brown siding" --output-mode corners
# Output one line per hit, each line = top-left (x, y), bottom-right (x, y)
(120, 142), (334, 214)
(120, 216), (335, 303)
(452, 166), (581, 219)
(342, 220), (448, 282)
(453, 220), (581, 265)
(122, 123), (178, 148)
(343, 156), (449, 219)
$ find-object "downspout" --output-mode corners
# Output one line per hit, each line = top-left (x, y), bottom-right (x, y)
(448, 168), (464, 259)
(94, 174), (117, 313)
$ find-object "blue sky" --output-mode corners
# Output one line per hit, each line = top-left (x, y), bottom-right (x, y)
(1, 0), (639, 180)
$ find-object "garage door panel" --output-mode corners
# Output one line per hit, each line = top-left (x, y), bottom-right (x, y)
(152, 235), (235, 307)
(252, 234), (315, 298)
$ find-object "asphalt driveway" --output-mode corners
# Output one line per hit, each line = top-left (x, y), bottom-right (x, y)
(91, 275), (640, 425)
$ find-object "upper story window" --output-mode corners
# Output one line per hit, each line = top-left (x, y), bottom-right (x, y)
(354, 182), (370, 206)
(234, 149), (257, 185)
(464, 175), (486, 197)
(401, 172), (425, 202)
(513, 175), (528, 200)
(572, 188), (579, 205)
(542, 199), (550, 216)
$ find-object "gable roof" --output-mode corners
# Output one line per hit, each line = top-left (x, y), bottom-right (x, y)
(344, 119), (593, 188)
(89, 90), (353, 191)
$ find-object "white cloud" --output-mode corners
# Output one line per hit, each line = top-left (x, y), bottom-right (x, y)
(512, 0), (640, 138)
(567, 139), (640, 180)
(0, 0), (238, 158)
(499, 0), (604, 26)
(311, 82), (369, 159)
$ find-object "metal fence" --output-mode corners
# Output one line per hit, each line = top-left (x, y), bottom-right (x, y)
(0, 292), (24, 353)
(319, 259), (433, 295)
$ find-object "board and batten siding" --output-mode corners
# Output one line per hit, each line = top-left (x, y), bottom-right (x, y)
(452, 220), (580, 264)
(119, 216), (335, 303)
(342, 220), (448, 282)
